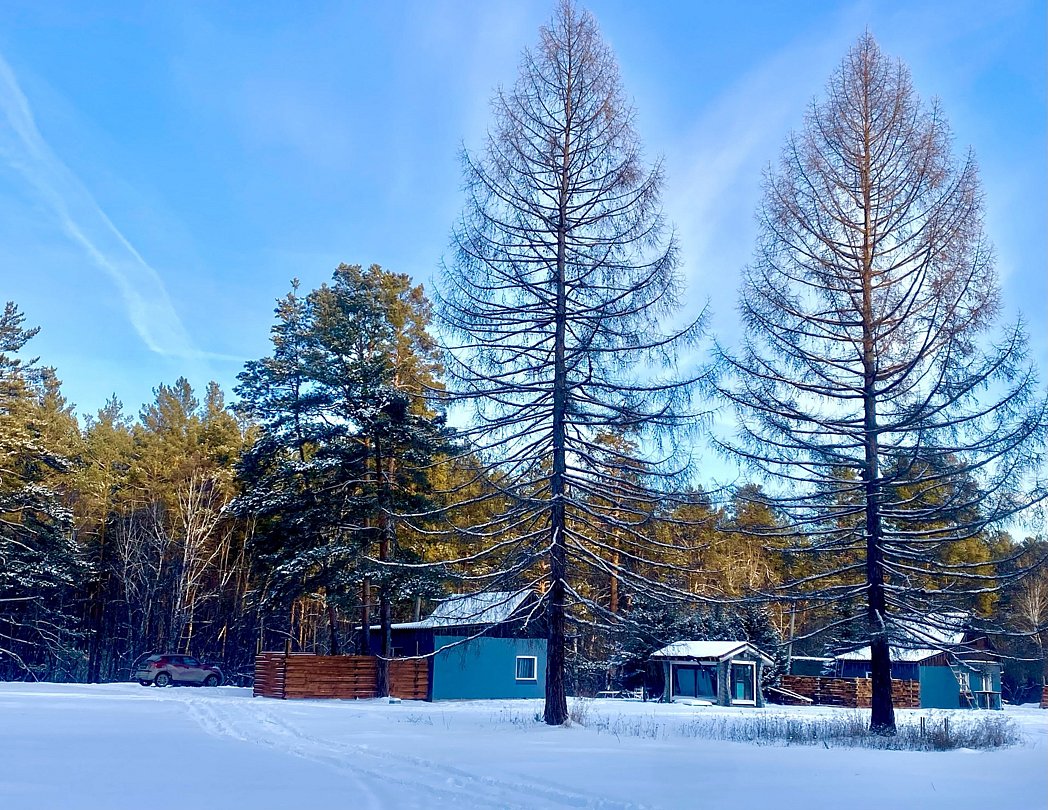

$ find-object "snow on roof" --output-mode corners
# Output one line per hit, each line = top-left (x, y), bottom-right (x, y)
(835, 646), (944, 663)
(391, 590), (532, 630)
(833, 613), (976, 662)
(650, 640), (774, 664)
(895, 612), (969, 648)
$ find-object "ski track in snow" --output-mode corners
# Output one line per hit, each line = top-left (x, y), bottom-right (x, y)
(182, 691), (643, 810)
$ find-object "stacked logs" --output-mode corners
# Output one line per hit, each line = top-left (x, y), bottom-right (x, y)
(779, 675), (919, 709)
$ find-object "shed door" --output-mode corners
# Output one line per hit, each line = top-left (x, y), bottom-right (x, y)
(730, 662), (756, 703)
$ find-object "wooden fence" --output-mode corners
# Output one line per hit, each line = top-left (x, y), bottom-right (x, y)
(779, 675), (920, 709)
(253, 653), (430, 701)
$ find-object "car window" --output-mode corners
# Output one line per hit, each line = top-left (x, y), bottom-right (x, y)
(184, 657), (200, 667)
(168, 656), (183, 666)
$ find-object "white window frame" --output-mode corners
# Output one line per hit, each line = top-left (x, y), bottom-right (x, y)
(515, 655), (538, 682)
(729, 660), (757, 705)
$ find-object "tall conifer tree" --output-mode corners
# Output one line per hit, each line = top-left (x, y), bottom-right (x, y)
(438, 0), (702, 725)
(718, 34), (1047, 733)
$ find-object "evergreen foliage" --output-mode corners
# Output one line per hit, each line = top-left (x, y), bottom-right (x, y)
(234, 265), (449, 683)
(0, 303), (85, 679)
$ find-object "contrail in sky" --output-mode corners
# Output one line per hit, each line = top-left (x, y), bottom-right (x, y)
(0, 50), (199, 359)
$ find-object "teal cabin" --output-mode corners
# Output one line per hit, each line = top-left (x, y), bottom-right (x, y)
(832, 613), (1003, 710)
(651, 641), (773, 707)
(378, 590), (547, 701)
(834, 645), (1002, 709)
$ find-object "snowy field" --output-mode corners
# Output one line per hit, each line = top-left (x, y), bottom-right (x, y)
(0, 683), (1044, 809)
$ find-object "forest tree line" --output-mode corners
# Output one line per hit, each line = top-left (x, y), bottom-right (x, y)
(1, 263), (1045, 699)
(2, 1), (1047, 729)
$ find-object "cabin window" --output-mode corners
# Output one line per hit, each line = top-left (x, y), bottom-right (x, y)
(515, 656), (537, 681)
(672, 664), (717, 698)
(730, 661), (756, 704)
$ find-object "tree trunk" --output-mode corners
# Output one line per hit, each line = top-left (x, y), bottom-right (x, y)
(360, 578), (372, 655)
(860, 89), (895, 734)
(374, 436), (392, 697)
(327, 600), (340, 656)
(544, 55), (574, 725)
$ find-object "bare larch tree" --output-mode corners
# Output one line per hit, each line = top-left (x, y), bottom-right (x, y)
(436, 0), (702, 725)
(718, 33), (1047, 733)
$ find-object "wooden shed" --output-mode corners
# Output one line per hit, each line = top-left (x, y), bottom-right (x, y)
(651, 641), (773, 707)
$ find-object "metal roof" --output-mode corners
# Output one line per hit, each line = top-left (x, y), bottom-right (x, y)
(834, 646), (945, 663)
(391, 590), (532, 630)
(650, 640), (774, 665)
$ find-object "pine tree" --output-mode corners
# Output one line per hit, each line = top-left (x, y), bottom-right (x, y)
(0, 303), (84, 679)
(235, 266), (448, 687)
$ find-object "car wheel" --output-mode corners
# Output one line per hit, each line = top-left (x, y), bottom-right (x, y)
(154, 672), (172, 688)
(138, 680), (151, 687)
(204, 674), (220, 687)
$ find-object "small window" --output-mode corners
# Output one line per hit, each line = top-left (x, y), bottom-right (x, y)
(515, 656), (537, 681)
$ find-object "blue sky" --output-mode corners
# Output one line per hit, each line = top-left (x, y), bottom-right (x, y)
(0, 0), (1044, 422)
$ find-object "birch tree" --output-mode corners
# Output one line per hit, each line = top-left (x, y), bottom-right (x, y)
(718, 34), (1047, 733)
(437, 0), (702, 725)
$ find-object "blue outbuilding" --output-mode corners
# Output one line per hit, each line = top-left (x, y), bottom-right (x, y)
(378, 590), (548, 701)
(651, 640), (774, 707)
(831, 614), (1003, 710)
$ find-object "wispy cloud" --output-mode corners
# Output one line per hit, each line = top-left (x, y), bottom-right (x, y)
(660, 7), (870, 328)
(0, 51), (199, 359)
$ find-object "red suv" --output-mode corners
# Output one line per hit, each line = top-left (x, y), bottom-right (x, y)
(134, 654), (223, 687)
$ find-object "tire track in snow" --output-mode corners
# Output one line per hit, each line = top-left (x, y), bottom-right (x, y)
(184, 693), (646, 809)
(183, 695), (388, 810)
(246, 700), (647, 810)
(186, 696), (526, 809)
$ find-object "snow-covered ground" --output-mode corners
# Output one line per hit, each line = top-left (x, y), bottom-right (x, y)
(1, 683), (1044, 809)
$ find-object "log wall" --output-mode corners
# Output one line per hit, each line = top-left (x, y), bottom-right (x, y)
(780, 675), (920, 709)
(253, 653), (430, 701)
(1040, 684), (1048, 710)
